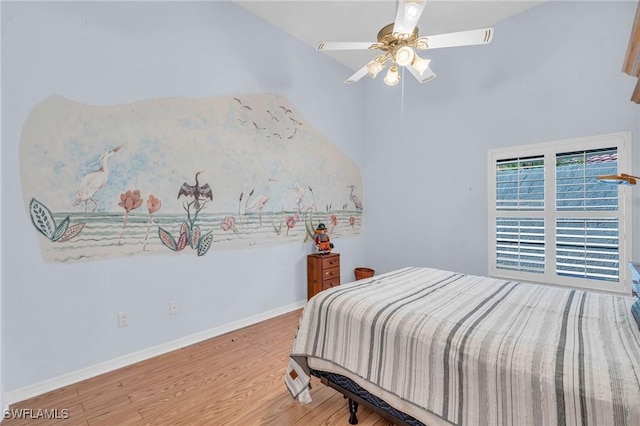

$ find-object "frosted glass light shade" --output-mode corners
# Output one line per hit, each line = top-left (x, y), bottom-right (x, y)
(411, 55), (431, 76)
(406, 3), (421, 17)
(395, 46), (415, 67)
(384, 66), (400, 86)
(366, 60), (384, 78)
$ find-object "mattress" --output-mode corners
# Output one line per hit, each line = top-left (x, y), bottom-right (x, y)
(285, 267), (640, 425)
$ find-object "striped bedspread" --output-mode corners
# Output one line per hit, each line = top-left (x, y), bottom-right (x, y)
(286, 267), (640, 425)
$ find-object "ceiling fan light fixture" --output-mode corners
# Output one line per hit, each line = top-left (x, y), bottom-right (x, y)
(316, 0), (493, 86)
(384, 65), (400, 86)
(406, 3), (421, 18)
(395, 46), (415, 67)
(366, 58), (385, 78)
(411, 55), (431, 76)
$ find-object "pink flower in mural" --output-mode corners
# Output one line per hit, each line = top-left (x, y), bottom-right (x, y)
(118, 189), (143, 244)
(143, 194), (162, 251)
(286, 214), (298, 235)
(119, 189), (143, 213)
(147, 195), (161, 215)
(330, 214), (338, 232)
(349, 216), (356, 230)
(221, 216), (238, 233)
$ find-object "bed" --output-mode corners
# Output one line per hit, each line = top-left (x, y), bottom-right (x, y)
(285, 267), (640, 425)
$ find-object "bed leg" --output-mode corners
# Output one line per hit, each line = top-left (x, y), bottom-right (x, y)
(348, 398), (359, 425)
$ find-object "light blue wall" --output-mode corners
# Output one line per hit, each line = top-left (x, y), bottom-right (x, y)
(2, 0), (639, 399)
(361, 1), (640, 277)
(1, 1), (366, 392)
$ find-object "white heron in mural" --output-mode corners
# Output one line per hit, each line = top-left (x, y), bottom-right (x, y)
(348, 185), (363, 210)
(73, 146), (122, 213)
(246, 177), (276, 226)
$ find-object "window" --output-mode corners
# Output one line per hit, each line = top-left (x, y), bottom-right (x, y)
(488, 133), (632, 293)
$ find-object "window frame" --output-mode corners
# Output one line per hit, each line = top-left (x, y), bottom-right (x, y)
(487, 132), (632, 294)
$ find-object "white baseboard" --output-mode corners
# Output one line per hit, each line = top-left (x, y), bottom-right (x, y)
(4, 300), (306, 406)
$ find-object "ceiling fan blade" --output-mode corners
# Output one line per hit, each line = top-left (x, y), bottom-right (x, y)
(345, 65), (370, 84)
(317, 42), (376, 51)
(406, 63), (436, 84)
(416, 28), (493, 50)
(393, 0), (427, 35)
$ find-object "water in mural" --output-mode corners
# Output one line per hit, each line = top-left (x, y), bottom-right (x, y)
(20, 94), (363, 262)
(32, 209), (360, 263)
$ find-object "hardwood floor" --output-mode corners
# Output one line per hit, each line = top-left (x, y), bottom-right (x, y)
(3, 309), (393, 425)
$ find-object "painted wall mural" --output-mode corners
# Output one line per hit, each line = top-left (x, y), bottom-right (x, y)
(20, 94), (363, 262)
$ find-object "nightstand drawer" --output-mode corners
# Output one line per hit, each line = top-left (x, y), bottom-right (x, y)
(322, 256), (340, 269)
(323, 266), (340, 281)
(323, 277), (340, 290)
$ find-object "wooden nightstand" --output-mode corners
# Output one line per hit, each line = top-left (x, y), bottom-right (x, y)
(307, 253), (340, 300)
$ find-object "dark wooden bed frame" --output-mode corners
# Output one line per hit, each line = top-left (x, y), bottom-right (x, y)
(310, 369), (425, 425)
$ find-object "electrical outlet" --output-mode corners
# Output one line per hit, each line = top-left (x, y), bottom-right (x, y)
(118, 311), (128, 327)
(170, 301), (178, 315)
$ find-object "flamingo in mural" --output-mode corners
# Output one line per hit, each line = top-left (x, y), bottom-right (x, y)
(73, 145), (122, 212)
(246, 178), (276, 226)
(293, 182), (305, 211)
(348, 185), (363, 210)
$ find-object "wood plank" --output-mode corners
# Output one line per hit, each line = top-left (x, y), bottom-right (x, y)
(2, 308), (396, 425)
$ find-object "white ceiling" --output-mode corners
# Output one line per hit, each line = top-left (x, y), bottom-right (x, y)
(236, 1), (546, 71)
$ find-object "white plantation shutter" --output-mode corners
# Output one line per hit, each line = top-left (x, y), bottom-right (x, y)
(556, 218), (619, 281)
(496, 156), (544, 210)
(556, 149), (619, 211)
(488, 133), (632, 293)
(496, 217), (545, 274)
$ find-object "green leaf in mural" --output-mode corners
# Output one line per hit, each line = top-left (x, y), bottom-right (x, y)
(197, 232), (213, 256)
(158, 227), (177, 251)
(303, 211), (316, 243)
(51, 216), (70, 242)
(29, 198), (56, 240)
(57, 223), (85, 242)
(272, 216), (284, 235)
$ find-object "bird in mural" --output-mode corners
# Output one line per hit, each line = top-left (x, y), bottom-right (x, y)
(252, 121), (266, 132)
(233, 97), (252, 110)
(73, 145), (122, 213)
(178, 171), (213, 210)
(288, 116), (302, 126)
(246, 178), (276, 227)
(278, 106), (292, 114)
(293, 182), (305, 211)
(266, 110), (279, 122)
(348, 185), (363, 210)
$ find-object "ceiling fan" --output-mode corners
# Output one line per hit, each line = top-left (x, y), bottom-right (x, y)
(316, 0), (494, 86)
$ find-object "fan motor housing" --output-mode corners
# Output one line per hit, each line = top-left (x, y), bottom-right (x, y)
(375, 23), (419, 51)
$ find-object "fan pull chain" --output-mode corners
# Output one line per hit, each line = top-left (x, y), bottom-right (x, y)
(400, 66), (405, 133)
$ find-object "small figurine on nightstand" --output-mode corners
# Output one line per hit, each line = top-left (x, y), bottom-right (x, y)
(315, 223), (334, 254)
